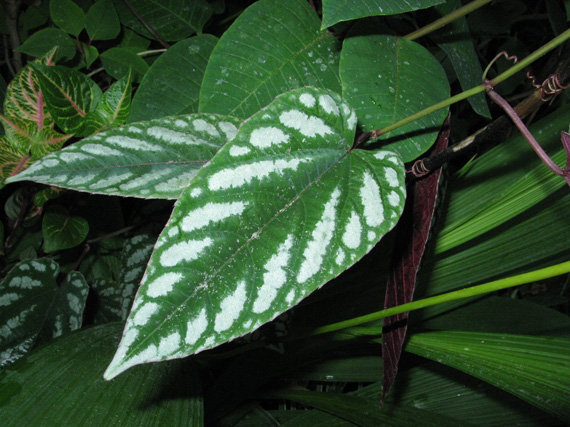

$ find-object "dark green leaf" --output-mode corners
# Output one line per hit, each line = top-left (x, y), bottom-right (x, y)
(81, 42), (99, 68)
(8, 113), (241, 199)
(15, 28), (76, 62)
(100, 47), (149, 83)
(49, 0), (86, 36)
(199, 0), (342, 119)
(406, 331), (570, 422)
(86, 0), (120, 41)
(85, 72), (132, 133)
(130, 35), (218, 122)
(0, 323), (203, 426)
(340, 34), (449, 161)
(42, 207), (89, 252)
(321, 0), (445, 28)
(105, 87), (406, 379)
(111, 0), (213, 42)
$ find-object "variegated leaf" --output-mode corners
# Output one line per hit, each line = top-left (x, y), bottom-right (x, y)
(104, 87), (406, 379)
(7, 114), (241, 199)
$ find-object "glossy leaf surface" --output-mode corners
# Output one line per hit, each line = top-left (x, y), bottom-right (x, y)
(7, 114), (241, 199)
(100, 47), (149, 83)
(49, 0), (85, 36)
(105, 87), (406, 379)
(42, 207), (89, 252)
(86, 0), (120, 41)
(130, 35), (217, 122)
(15, 28), (76, 62)
(199, 0), (341, 119)
(406, 331), (570, 422)
(340, 35), (449, 161)
(321, 0), (445, 28)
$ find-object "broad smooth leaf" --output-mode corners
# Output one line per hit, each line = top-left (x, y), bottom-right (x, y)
(100, 47), (149, 83)
(15, 28), (76, 62)
(0, 323), (203, 426)
(49, 0), (85, 36)
(130, 35), (218, 122)
(85, 0), (120, 41)
(406, 331), (570, 422)
(104, 87), (407, 379)
(0, 259), (88, 367)
(340, 34), (449, 161)
(7, 113), (241, 199)
(29, 63), (102, 136)
(199, 0), (342, 119)
(111, 0), (212, 42)
(321, 0), (445, 28)
(42, 207), (89, 253)
(84, 73), (132, 133)
(381, 122), (449, 404)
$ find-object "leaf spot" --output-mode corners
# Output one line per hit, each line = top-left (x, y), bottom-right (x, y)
(81, 144), (122, 156)
(279, 110), (333, 138)
(360, 171), (384, 227)
(385, 167), (399, 187)
(147, 272), (183, 297)
(193, 119), (220, 138)
(318, 94), (339, 116)
(342, 211), (362, 249)
(249, 126), (289, 148)
(388, 190), (400, 207)
(229, 145), (251, 157)
(181, 202), (248, 233)
(214, 280), (247, 333)
(298, 188), (340, 283)
(133, 302), (158, 326)
(147, 126), (191, 144)
(253, 234), (294, 313)
(185, 308), (208, 345)
(299, 93), (316, 108)
(159, 238), (213, 267)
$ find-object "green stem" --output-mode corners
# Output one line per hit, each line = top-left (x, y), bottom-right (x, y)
(305, 260), (570, 337)
(374, 27), (570, 138)
(405, 0), (492, 41)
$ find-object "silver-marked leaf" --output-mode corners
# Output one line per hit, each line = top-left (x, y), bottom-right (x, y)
(340, 35), (449, 161)
(199, 0), (341, 119)
(321, 0), (445, 29)
(0, 259), (88, 367)
(104, 87), (406, 379)
(7, 114), (242, 199)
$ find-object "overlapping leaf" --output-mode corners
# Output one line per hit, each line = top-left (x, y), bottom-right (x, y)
(321, 0), (445, 28)
(199, 0), (341, 119)
(130, 35), (218, 122)
(104, 87), (406, 379)
(7, 114), (241, 199)
(406, 331), (570, 422)
(0, 259), (88, 367)
(340, 35), (449, 161)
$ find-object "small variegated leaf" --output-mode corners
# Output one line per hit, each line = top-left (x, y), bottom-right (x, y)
(0, 259), (88, 367)
(7, 114), (242, 199)
(104, 87), (406, 379)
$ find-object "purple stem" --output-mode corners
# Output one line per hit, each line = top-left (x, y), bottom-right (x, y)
(485, 83), (570, 186)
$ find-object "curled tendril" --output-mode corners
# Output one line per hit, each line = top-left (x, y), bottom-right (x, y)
(526, 72), (570, 101)
(409, 159), (430, 178)
(482, 52), (519, 83)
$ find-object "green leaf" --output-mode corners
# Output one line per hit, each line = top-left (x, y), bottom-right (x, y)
(104, 87), (406, 379)
(0, 323), (203, 426)
(80, 42), (99, 68)
(86, 0), (120, 41)
(42, 207), (89, 253)
(7, 114), (241, 199)
(49, 0), (86, 36)
(130, 35), (218, 122)
(100, 47), (149, 83)
(0, 259), (88, 367)
(29, 63), (102, 136)
(433, 0), (490, 118)
(340, 34), (449, 161)
(85, 72), (132, 133)
(199, 0), (342, 119)
(15, 28), (76, 62)
(321, 0), (446, 28)
(111, 0), (213, 42)
(406, 331), (570, 422)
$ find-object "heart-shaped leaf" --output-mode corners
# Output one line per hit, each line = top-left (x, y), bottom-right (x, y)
(85, 0), (120, 41)
(104, 87), (406, 379)
(199, 0), (341, 119)
(340, 35), (449, 161)
(7, 114), (241, 199)
(42, 207), (89, 253)
(49, 0), (85, 37)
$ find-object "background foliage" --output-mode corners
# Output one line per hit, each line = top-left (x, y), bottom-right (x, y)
(1, 0), (569, 425)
